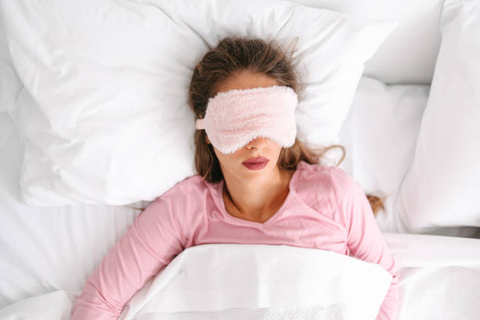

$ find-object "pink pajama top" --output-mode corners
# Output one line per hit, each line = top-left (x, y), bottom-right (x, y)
(71, 160), (400, 319)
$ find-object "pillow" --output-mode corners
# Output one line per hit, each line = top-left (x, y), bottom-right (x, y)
(0, 18), (22, 116)
(337, 76), (429, 233)
(0, 0), (396, 206)
(395, 0), (480, 232)
(119, 244), (392, 320)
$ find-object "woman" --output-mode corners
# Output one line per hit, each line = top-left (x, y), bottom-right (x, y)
(71, 37), (399, 319)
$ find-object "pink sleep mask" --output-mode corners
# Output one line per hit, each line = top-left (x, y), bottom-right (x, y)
(195, 85), (298, 154)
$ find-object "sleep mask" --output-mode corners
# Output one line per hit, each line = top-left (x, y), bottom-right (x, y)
(195, 85), (298, 154)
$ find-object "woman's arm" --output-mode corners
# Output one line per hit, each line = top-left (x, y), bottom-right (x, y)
(71, 190), (187, 319)
(330, 167), (400, 320)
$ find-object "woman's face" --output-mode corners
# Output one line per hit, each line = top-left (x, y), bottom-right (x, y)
(206, 71), (284, 184)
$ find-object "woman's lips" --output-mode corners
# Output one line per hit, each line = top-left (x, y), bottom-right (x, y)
(242, 157), (269, 170)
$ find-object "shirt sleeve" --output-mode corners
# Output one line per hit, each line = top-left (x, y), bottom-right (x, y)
(330, 167), (400, 320)
(70, 186), (188, 319)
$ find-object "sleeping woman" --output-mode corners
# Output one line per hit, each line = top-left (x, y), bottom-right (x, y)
(71, 36), (399, 319)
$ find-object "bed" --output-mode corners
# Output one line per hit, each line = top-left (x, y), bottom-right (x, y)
(1, 0), (479, 319)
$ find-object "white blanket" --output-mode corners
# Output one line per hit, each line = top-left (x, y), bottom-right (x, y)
(118, 244), (391, 320)
(0, 244), (392, 320)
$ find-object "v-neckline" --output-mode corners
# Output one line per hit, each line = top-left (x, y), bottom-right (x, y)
(214, 164), (302, 228)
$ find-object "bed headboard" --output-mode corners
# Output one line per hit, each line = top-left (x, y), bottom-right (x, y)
(291, 0), (444, 85)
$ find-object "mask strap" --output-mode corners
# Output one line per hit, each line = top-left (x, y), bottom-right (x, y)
(196, 118), (205, 130)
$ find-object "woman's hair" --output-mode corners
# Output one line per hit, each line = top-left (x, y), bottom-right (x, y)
(187, 36), (386, 217)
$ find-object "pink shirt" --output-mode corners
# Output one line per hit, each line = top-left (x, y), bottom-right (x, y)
(71, 161), (400, 319)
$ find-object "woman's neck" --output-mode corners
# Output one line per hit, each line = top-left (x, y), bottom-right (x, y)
(222, 167), (294, 223)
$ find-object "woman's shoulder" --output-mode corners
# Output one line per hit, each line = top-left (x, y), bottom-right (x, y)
(294, 161), (357, 198)
(294, 161), (363, 225)
(295, 160), (342, 184)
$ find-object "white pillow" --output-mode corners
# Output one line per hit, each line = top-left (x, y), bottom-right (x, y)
(0, 18), (22, 117)
(0, 0), (396, 206)
(395, 0), (480, 232)
(119, 244), (392, 320)
(338, 77), (429, 233)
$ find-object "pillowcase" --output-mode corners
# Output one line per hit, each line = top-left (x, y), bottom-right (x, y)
(0, 19), (22, 118)
(395, 0), (480, 232)
(0, 0), (396, 205)
(338, 76), (429, 233)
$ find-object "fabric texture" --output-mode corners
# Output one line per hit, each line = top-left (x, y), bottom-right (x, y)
(195, 86), (298, 154)
(71, 161), (399, 320)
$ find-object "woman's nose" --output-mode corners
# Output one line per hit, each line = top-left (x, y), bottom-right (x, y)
(246, 137), (269, 150)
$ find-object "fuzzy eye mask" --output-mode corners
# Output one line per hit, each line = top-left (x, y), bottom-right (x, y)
(195, 85), (298, 154)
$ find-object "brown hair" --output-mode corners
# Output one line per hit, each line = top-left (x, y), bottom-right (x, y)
(187, 36), (386, 217)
